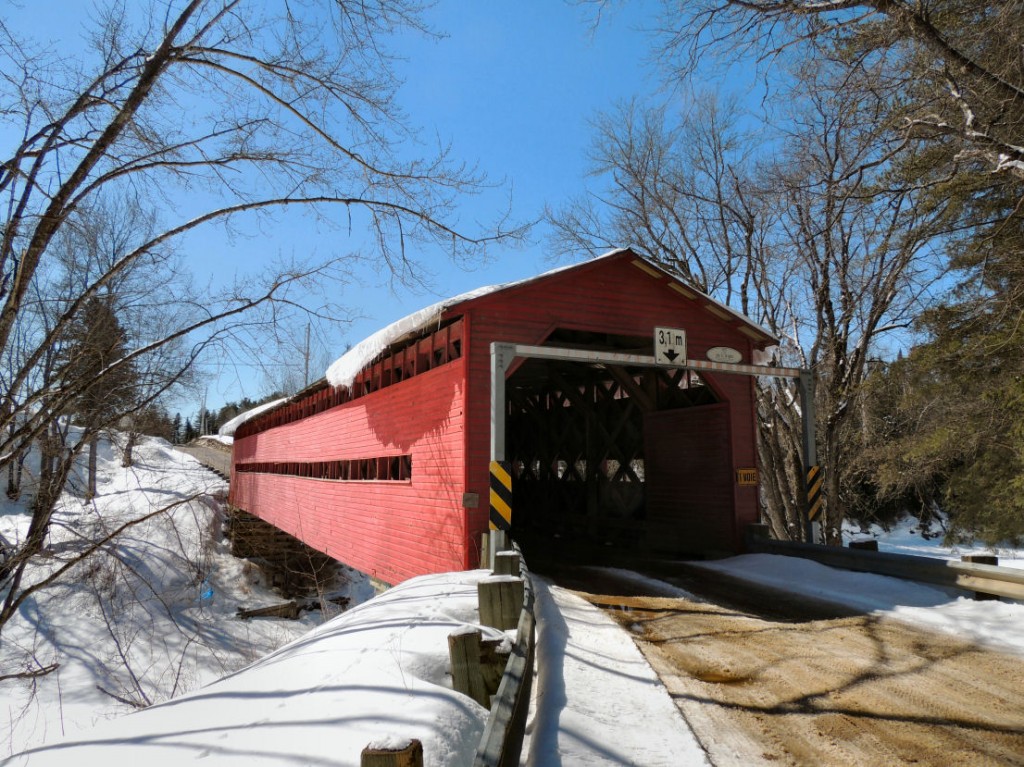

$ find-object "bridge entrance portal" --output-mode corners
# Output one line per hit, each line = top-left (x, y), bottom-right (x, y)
(501, 330), (723, 563)
(490, 331), (812, 563)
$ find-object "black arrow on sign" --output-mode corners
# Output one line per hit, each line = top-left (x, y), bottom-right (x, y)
(662, 349), (679, 363)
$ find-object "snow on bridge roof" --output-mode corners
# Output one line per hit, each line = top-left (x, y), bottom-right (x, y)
(217, 397), (289, 438)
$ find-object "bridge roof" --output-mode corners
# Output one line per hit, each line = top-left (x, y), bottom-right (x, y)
(325, 248), (776, 390)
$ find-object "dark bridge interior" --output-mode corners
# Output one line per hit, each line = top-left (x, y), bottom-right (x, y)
(506, 329), (721, 566)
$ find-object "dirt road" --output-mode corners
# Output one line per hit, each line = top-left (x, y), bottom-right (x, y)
(561, 571), (1024, 765)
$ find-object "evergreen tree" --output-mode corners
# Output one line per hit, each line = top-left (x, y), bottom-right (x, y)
(862, 212), (1024, 545)
(57, 296), (138, 498)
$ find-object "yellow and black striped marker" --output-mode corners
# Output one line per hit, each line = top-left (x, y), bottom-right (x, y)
(807, 464), (823, 521)
(489, 460), (512, 532)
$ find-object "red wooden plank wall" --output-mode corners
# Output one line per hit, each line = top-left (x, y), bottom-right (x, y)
(644, 404), (735, 553)
(230, 360), (468, 584)
(460, 255), (762, 553)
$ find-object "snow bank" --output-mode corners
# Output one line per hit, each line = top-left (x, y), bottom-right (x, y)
(7, 570), (507, 766)
(693, 554), (1024, 658)
(843, 513), (1024, 567)
(0, 434), (331, 758)
(525, 578), (710, 766)
(217, 397), (288, 437)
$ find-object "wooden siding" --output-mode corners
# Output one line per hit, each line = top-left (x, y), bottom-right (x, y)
(458, 254), (762, 553)
(229, 360), (468, 584)
(644, 404), (734, 554)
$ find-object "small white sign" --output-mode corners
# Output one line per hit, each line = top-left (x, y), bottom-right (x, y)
(654, 327), (687, 367)
(707, 346), (742, 364)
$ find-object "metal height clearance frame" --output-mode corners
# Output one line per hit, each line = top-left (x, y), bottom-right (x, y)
(488, 342), (818, 547)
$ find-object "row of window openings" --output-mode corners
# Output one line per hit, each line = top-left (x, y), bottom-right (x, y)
(237, 456), (413, 482)
(513, 458), (646, 482)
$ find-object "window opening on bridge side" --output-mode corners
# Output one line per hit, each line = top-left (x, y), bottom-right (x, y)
(236, 455), (412, 482)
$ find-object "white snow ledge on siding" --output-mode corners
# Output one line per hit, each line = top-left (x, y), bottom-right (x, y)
(218, 397), (290, 437)
(325, 249), (632, 390)
(324, 248), (777, 392)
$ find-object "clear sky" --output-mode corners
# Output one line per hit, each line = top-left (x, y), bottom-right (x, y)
(208, 1), (668, 409)
(319, 1), (665, 387)
(4, 1), (675, 413)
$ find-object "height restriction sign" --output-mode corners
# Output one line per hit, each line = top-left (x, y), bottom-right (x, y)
(654, 327), (687, 366)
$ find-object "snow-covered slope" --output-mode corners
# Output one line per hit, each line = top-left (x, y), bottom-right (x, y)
(0, 433), (366, 758)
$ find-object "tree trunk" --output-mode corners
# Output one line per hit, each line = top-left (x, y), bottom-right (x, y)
(122, 431), (136, 468)
(86, 434), (98, 501)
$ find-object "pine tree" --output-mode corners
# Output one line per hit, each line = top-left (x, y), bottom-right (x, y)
(57, 296), (138, 498)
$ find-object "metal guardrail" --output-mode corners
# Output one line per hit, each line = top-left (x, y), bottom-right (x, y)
(746, 529), (1024, 601)
(474, 554), (537, 767)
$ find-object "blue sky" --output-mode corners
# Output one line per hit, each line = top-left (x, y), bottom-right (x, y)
(209, 1), (667, 408)
(340, 2), (662, 344)
(4, 1), (673, 412)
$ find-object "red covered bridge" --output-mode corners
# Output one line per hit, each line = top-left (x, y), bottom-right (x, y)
(228, 249), (777, 585)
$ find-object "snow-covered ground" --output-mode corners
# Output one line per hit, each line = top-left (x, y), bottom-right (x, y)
(525, 579), (710, 766)
(0, 433), (370, 759)
(5, 570), (502, 766)
(843, 512), (1024, 568)
(3, 435), (1022, 765)
(692, 554), (1024, 658)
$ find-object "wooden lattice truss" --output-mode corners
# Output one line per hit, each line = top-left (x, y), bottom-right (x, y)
(506, 357), (716, 546)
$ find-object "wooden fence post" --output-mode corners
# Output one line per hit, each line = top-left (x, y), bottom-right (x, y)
(962, 554), (1000, 600)
(493, 550), (520, 577)
(361, 738), (423, 767)
(449, 628), (490, 707)
(478, 576), (524, 631)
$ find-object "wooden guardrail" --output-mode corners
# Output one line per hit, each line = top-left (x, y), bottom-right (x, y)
(473, 549), (536, 767)
(746, 525), (1024, 601)
(359, 549), (537, 767)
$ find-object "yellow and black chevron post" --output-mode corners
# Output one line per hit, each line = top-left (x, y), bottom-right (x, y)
(806, 464), (823, 522)
(489, 460), (512, 533)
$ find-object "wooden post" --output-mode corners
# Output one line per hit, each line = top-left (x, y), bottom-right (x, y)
(493, 550), (520, 577)
(481, 532), (490, 571)
(361, 739), (423, 767)
(962, 554), (1000, 600)
(488, 529), (507, 570)
(479, 576), (524, 631)
(448, 628), (490, 707)
(745, 523), (771, 550)
(479, 638), (508, 696)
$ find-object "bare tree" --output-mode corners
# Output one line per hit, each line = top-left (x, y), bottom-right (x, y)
(549, 64), (951, 541)
(763, 77), (951, 542)
(0, 1), (523, 635)
(659, 1), (1024, 182)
